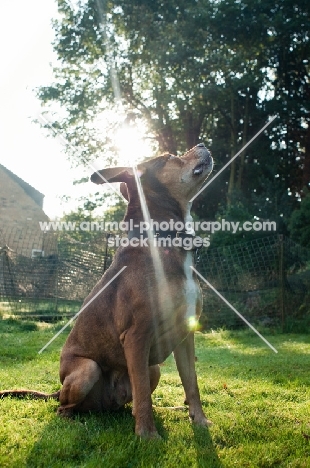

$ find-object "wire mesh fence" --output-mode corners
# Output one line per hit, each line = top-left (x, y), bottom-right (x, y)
(0, 226), (309, 331)
(0, 227), (113, 321)
(199, 235), (310, 331)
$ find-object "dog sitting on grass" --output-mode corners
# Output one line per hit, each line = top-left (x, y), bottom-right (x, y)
(0, 143), (213, 438)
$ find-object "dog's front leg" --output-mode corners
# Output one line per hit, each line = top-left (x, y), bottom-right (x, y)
(174, 333), (212, 427)
(122, 328), (159, 439)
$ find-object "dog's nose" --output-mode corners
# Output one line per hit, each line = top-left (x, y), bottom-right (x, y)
(196, 143), (205, 148)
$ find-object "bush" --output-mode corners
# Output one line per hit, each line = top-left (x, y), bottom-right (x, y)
(289, 193), (310, 248)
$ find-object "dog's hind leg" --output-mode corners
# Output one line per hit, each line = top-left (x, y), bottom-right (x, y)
(173, 333), (212, 427)
(58, 357), (102, 417)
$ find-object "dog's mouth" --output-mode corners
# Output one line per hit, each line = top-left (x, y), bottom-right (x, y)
(193, 161), (212, 176)
(190, 144), (213, 177)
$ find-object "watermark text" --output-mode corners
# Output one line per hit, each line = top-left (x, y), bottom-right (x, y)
(39, 218), (276, 234)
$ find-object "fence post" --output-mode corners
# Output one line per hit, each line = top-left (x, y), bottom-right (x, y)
(54, 236), (59, 315)
(0, 246), (17, 314)
(278, 235), (285, 331)
(55, 260), (59, 315)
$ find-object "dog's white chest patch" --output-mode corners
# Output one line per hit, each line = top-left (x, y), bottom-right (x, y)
(184, 251), (198, 319)
(185, 202), (195, 235)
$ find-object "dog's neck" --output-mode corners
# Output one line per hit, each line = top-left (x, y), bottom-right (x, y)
(123, 178), (189, 228)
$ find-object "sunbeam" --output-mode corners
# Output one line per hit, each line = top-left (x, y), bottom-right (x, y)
(132, 165), (174, 359)
(95, 0), (174, 360)
(115, 123), (153, 166)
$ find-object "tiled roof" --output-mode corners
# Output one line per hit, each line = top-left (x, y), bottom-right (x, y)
(0, 164), (45, 209)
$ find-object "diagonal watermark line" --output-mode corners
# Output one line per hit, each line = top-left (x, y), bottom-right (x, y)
(38, 114), (124, 200)
(190, 115), (277, 202)
(38, 266), (127, 354)
(190, 266), (278, 353)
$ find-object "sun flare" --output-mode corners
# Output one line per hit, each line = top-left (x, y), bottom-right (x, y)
(114, 123), (154, 167)
(187, 316), (201, 332)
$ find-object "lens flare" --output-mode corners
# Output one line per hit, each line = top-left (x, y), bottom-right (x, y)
(187, 316), (201, 332)
(115, 123), (153, 166)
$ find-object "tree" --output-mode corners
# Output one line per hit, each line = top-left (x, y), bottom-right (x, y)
(60, 191), (126, 242)
(289, 192), (310, 248)
(38, 0), (310, 230)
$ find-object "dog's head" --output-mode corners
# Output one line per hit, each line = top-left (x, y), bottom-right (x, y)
(91, 143), (213, 219)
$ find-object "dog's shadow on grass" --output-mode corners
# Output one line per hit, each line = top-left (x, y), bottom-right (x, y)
(154, 408), (223, 467)
(26, 406), (170, 467)
(26, 406), (222, 467)
(191, 424), (223, 468)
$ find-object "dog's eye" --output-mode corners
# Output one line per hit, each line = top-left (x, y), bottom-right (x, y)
(168, 154), (183, 166)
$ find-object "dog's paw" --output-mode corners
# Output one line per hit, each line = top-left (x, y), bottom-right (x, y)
(189, 412), (213, 427)
(135, 423), (161, 440)
(57, 406), (74, 418)
(136, 429), (162, 440)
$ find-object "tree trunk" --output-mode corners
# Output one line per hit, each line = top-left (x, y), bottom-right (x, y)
(302, 122), (310, 190)
(237, 93), (249, 190)
(154, 80), (178, 154)
(227, 93), (237, 204)
(184, 111), (203, 150)
(157, 125), (178, 154)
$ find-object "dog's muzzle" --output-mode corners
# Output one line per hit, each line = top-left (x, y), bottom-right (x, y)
(189, 143), (213, 177)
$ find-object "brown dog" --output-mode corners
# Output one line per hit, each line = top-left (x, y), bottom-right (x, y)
(1, 143), (213, 438)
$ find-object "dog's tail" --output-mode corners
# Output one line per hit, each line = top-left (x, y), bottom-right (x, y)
(0, 389), (60, 401)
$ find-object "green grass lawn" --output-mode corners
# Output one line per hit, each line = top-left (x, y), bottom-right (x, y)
(0, 318), (309, 467)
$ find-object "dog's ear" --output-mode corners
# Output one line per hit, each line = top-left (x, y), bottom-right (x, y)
(90, 167), (134, 185)
(120, 182), (129, 201)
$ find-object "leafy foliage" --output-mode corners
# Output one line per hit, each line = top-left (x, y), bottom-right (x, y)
(60, 192), (127, 242)
(38, 0), (310, 229)
(289, 192), (310, 247)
